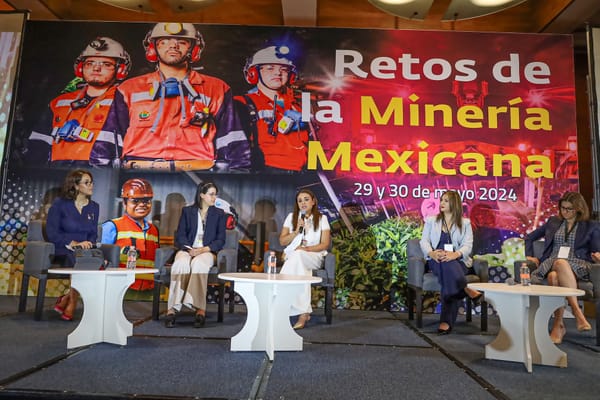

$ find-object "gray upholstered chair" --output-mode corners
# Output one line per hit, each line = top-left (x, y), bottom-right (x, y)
(18, 220), (120, 320)
(406, 238), (488, 331)
(152, 229), (240, 321)
(263, 231), (336, 324)
(517, 240), (600, 345)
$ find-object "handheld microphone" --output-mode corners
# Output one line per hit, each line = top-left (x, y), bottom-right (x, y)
(298, 210), (306, 234)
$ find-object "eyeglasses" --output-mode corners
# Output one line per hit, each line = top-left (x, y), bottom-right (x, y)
(79, 180), (94, 186)
(560, 206), (575, 212)
(260, 65), (291, 74)
(83, 60), (116, 70)
(128, 198), (152, 205)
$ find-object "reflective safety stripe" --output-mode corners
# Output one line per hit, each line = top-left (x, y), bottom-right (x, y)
(131, 91), (154, 103)
(216, 129), (247, 149)
(116, 230), (159, 243)
(96, 130), (123, 146)
(29, 131), (53, 145)
(55, 99), (73, 107)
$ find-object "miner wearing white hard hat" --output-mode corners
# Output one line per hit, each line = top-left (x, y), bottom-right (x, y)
(27, 36), (131, 166)
(235, 45), (312, 172)
(91, 22), (250, 172)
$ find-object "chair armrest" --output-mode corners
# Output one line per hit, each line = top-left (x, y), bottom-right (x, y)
(407, 256), (426, 287)
(472, 258), (489, 282)
(100, 244), (120, 268)
(217, 248), (238, 273)
(154, 247), (176, 278)
(589, 264), (600, 297)
(23, 241), (54, 274)
(322, 252), (336, 285)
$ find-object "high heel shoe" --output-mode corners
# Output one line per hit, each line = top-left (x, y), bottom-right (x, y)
(471, 293), (484, 306)
(437, 324), (452, 335)
(60, 312), (73, 321)
(164, 313), (176, 328)
(194, 313), (206, 328)
(54, 295), (66, 314)
(550, 324), (566, 344)
(293, 313), (310, 330)
(577, 319), (592, 332)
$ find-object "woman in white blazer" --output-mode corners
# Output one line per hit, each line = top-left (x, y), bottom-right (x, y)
(419, 190), (482, 334)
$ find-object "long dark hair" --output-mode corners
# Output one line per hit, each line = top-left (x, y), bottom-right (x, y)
(435, 190), (464, 231)
(193, 182), (218, 208)
(61, 169), (93, 200)
(292, 189), (322, 232)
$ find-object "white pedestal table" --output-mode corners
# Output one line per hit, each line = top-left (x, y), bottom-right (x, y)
(468, 282), (584, 372)
(49, 267), (158, 349)
(218, 272), (321, 360)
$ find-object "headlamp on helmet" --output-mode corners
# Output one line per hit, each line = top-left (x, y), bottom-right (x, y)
(143, 22), (205, 64)
(244, 45), (297, 85)
(74, 37), (131, 81)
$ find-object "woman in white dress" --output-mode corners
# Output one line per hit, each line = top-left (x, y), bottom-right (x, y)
(279, 189), (331, 329)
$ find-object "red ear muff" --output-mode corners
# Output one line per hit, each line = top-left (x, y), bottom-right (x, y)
(74, 61), (84, 78)
(116, 63), (127, 81)
(288, 71), (297, 85)
(145, 41), (157, 63)
(245, 65), (258, 85)
(189, 44), (201, 63)
(225, 214), (236, 230)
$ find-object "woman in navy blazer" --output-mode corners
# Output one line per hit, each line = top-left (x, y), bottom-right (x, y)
(525, 192), (600, 343)
(165, 182), (227, 328)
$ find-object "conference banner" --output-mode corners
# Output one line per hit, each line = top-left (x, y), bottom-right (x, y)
(0, 21), (578, 310)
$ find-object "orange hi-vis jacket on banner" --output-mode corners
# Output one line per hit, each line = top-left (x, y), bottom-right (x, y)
(236, 89), (309, 171)
(111, 215), (159, 291)
(121, 70), (244, 161)
(47, 87), (116, 161)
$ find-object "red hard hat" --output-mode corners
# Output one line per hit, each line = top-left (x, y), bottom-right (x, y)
(121, 178), (153, 198)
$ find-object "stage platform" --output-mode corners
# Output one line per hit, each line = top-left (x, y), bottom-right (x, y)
(0, 295), (598, 399)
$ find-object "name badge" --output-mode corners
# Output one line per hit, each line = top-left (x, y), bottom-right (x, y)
(444, 244), (454, 252)
(558, 246), (570, 259)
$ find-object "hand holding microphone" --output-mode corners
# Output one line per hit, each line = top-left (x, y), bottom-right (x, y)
(298, 210), (307, 234)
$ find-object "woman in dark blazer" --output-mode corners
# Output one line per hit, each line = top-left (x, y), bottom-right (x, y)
(525, 191), (600, 343)
(46, 169), (98, 321)
(164, 182), (227, 328)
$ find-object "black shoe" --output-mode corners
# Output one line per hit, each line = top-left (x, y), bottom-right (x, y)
(437, 326), (452, 335)
(194, 314), (206, 328)
(164, 314), (176, 328)
(470, 292), (484, 306)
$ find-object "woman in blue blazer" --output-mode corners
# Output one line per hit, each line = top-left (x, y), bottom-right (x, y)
(525, 192), (600, 343)
(420, 190), (482, 334)
(164, 182), (227, 328)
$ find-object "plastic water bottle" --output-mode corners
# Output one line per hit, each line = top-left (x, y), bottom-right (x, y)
(267, 251), (277, 275)
(126, 246), (137, 269)
(520, 262), (530, 286)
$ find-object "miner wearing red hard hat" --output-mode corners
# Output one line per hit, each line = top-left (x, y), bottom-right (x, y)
(101, 178), (159, 291)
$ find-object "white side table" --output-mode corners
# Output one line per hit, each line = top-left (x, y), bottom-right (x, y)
(49, 267), (158, 349)
(468, 282), (584, 372)
(219, 272), (321, 360)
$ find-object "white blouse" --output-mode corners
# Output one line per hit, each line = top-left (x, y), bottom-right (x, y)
(192, 210), (205, 248)
(283, 212), (330, 247)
